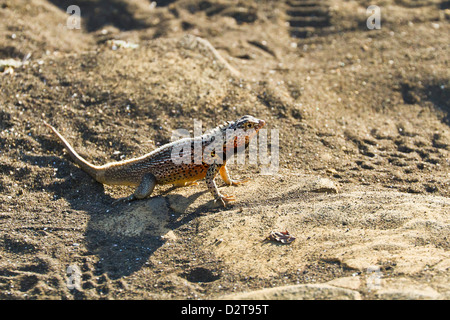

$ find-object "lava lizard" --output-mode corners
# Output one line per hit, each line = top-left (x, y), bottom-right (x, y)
(44, 115), (265, 206)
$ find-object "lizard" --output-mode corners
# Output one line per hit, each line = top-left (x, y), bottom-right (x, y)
(44, 115), (266, 206)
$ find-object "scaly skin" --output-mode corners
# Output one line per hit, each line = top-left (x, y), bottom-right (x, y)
(44, 115), (265, 206)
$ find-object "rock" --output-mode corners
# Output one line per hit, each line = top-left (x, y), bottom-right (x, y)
(308, 177), (338, 193)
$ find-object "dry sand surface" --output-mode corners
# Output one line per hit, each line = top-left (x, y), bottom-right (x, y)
(0, 0), (449, 299)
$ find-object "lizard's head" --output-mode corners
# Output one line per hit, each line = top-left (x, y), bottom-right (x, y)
(232, 115), (266, 133)
(222, 115), (266, 150)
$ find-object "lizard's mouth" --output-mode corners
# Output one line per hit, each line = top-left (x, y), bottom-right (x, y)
(257, 119), (266, 130)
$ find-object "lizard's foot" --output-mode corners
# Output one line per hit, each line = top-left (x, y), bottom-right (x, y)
(112, 194), (136, 205)
(229, 178), (250, 186)
(215, 194), (236, 207)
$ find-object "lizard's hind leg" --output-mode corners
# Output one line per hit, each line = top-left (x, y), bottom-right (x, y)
(113, 173), (157, 204)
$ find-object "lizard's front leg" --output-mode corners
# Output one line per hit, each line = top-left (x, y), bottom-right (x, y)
(219, 165), (249, 186)
(206, 163), (235, 207)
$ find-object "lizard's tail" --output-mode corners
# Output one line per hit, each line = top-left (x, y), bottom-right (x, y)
(44, 121), (101, 180)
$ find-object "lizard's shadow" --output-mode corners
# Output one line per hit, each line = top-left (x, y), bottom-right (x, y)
(83, 186), (211, 280)
(22, 153), (210, 280)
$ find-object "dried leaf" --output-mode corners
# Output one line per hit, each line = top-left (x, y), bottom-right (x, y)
(266, 230), (296, 244)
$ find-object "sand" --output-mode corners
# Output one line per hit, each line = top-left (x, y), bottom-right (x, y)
(0, 0), (449, 299)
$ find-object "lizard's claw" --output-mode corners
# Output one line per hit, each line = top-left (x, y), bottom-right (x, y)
(216, 194), (236, 207)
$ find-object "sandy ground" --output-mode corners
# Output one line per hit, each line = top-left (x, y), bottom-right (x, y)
(0, 0), (449, 299)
